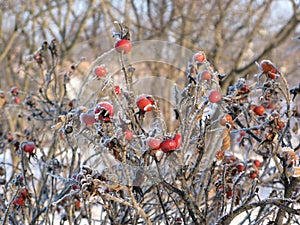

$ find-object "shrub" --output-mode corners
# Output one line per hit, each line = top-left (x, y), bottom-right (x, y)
(1, 24), (300, 225)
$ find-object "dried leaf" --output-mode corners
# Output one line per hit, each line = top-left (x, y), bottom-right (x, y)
(51, 122), (63, 131)
(58, 115), (67, 122)
(292, 167), (300, 177)
(0, 92), (6, 109)
(293, 122), (298, 134)
(221, 127), (231, 151)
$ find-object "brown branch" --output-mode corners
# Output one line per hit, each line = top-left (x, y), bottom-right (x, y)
(233, 0), (273, 69)
(223, 12), (299, 89)
(219, 197), (300, 224)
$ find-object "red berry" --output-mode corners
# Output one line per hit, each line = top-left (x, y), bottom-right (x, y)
(220, 114), (233, 126)
(75, 201), (81, 209)
(226, 190), (233, 198)
(115, 39), (132, 54)
(199, 70), (212, 81)
(125, 129), (133, 141)
(240, 131), (246, 137)
(6, 132), (14, 142)
(260, 60), (279, 80)
(253, 159), (261, 168)
(236, 163), (245, 173)
(14, 196), (25, 206)
(265, 100), (275, 109)
(237, 131), (246, 142)
(253, 129), (260, 136)
(21, 142), (35, 154)
(114, 85), (121, 95)
(72, 184), (80, 190)
(34, 53), (43, 64)
(277, 120), (285, 130)
(217, 186), (224, 192)
(20, 188), (28, 197)
(68, 99), (75, 108)
(93, 65), (107, 78)
(216, 150), (223, 160)
(104, 187), (115, 193)
(268, 68), (277, 79)
(13, 97), (21, 104)
(72, 173), (81, 181)
(250, 170), (258, 179)
(94, 102), (114, 122)
(176, 217), (183, 224)
(230, 155), (237, 163)
(193, 51), (206, 63)
(160, 139), (177, 153)
(240, 84), (250, 93)
(19, 176), (24, 182)
(173, 134), (182, 148)
(260, 60), (274, 73)
(208, 90), (222, 103)
(136, 94), (155, 112)
(10, 86), (19, 96)
(253, 105), (265, 116)
(147, 138), (161, 150)
(80, 113), (96, 126)
(250, 104), (257, 111)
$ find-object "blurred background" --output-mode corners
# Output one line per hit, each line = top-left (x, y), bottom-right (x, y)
(1, 0), (299, 86)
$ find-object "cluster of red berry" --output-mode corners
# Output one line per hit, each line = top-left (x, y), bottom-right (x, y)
(209, 55), (300, 208)
(147, 133), (182, 154)
(13, 188), (28, 207)
(3, 21), (298, 224)
(214, 151), (262, 200)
